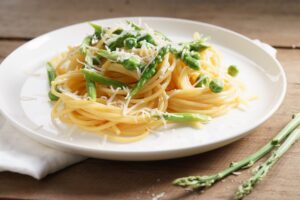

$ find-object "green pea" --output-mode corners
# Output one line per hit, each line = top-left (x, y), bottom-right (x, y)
(209, 79), (224, 93)
(124, 37), (137, 49)
(228, 65), (239, 77)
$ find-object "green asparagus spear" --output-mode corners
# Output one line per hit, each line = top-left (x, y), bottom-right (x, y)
(154, 31), (172, 42)
(234, 128), (300, 200)
(129, 45), (170, 97)
(86, 79), (97, 101)
(189, 40), (209, 51)
(82, 68), (127, 89)
(173, 113), (300, 190)
(170, 40), (208, 70)
(126, 20), (143, 31)
(81, 23), (103, 55)
(48, 91), (59, 101)
(161, 113), (211, 122)
(113, 29), (123, 35)
(97, 49), (143, 70)
(127, 21), (170, 43)
(209, 79), (224, 93)
(195, 74), (210, 88)
(46, 62), (59, 101)
(172, 40), (208, 55)
(128, 20), (172, 46)
(183, 55), (200, 70)
(122, 57), (142, 70)
(108, 31), (135, 50)
(137, 33), (156, 46)
(89, 22), (102, 39)
(83, 51), (98, 100)
(170, 45), (182, 58)
(190, 51), (201, 59)
(80, 35), (92, 54)
(124, 37), (137, 49)
(97, 49), (118, 60)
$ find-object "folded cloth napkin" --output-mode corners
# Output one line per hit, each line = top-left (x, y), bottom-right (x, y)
(0, 40), (276, 179)
(0, 117), (85, 179)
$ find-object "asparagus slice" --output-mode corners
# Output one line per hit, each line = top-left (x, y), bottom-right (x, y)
(86, 78), (97, 101)
(126, 20), (143, 31)
(183, 54), (200, 70)
(80, 35), (92, 54)
(46, 62), (59, 101)
(195, 74), (210, 88)
(234, 128), (300, 200)
(129, 45), (170, 97)
(161, 113), (211, 122)
(137, 33), (156, 46)
(107, 31), (135, 50)
(97, 49), (143, 71)
(79, 30), (98, 100)
(189, 39), (209, 51)
(173, 113), (300, 189)
(154, 31), (172, 42)
(83, 51), (99, 100)
(89, 22), (102, 39)
(82, 68), (127, 89)
(170, 40), (208, 70)
(126, 20), (170, 44)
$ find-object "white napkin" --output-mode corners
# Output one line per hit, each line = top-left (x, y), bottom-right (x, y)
(0, 40), (276, 179)
(0, 116), (85, 179)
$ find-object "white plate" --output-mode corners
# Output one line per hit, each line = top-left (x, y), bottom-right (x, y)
(0, 17), (286, 160)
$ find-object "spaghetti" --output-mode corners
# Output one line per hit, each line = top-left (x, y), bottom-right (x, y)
(47, 21), (244, 142)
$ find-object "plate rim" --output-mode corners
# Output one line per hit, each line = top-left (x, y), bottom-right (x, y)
(0, 16), (287, 159)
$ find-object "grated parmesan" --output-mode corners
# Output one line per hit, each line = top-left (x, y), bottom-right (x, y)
(20, 96), (37, 101)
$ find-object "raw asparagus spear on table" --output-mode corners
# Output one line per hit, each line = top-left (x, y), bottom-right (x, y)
(173, 113), (300, 199)
(234, 127), (300, 199)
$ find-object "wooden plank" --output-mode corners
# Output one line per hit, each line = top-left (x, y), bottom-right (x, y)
(0, 0), (300, 46)
(0, 40), (25, 62)
(0, 46), (299, 199)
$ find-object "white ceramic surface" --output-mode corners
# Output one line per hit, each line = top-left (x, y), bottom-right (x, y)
(0, 17), (286, 160)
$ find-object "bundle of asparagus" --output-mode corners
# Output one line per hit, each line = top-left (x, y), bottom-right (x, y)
(173, 113), (300, 199)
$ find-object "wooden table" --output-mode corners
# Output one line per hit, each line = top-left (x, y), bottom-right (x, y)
(0, 0), (299, 199)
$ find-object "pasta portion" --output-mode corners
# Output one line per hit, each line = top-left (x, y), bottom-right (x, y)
(47, 21), (244, 142)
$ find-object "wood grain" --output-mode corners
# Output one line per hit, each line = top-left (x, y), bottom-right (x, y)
(0, 0), (300, 47)
(0, 41), (25, 62)
(0, 48), (299, 200)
